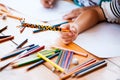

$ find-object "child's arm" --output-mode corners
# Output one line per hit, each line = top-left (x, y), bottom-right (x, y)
(72, 6), (105, 33)
(60, 0), (120, 44)
(60, 6), (106, 44)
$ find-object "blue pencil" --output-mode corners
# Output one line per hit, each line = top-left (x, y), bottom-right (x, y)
(52, 21), (68, 28)
(72, 60), (107, 77)
(27, 52), (60, 71)
(60, 50), (68, 68)
(0, 44), (35, 61)
(66, 51), (73, 69)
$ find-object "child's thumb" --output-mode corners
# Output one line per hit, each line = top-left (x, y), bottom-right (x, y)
(70, 26), (77, 34)
(60, 24), (70, 30)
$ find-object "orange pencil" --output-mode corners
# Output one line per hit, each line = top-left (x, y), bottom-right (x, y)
(51, 47), (88, 57)
(0, 11), (23, 20)
(0, 36), (14, 43)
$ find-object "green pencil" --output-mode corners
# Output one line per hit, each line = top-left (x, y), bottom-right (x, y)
(12, 49), (60, 68)
(12, 51), (54, 68)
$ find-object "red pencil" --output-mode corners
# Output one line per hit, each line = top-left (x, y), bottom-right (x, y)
(64, 51), (71, 69)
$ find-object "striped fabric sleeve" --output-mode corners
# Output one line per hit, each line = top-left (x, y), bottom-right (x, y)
(101, 0), (120, 23)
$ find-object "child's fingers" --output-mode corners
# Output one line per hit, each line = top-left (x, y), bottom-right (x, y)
(61, 38), (73, 44)
(63, 13), (77, 20)
(41, 0), (54, 8)
(60, 23), (70, 29)
(61, 33), (74, 39)
(63, 8), (83, 20)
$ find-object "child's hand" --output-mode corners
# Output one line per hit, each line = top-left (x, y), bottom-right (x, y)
(40, 0), (56, 8)
(59, 23), (78, 44)
(63, 8), (86, 21)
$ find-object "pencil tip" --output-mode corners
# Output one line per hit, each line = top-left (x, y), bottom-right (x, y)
(26, 68), (31, 71)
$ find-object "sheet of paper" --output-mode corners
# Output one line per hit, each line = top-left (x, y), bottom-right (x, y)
(74, 22), (120, 58)
(0, 0), (79, 22)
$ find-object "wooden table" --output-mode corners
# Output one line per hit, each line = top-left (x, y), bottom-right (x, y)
(0, 3), (120, 80)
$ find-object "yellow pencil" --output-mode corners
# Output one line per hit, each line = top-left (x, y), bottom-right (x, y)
(37, 53), (64, 73)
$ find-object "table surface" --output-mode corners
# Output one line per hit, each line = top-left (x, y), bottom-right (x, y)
(0, 2), (120, 80)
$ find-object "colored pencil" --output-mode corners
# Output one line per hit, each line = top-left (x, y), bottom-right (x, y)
(52, 21), (68, 28)
(59, 50), (65, 67)
(0, 11), (23, 20)
(27, 52), (59, 71)
(13, 49), (58, 64)
(0, 36), (14, 43)
(37, 53), (64, 72)
(21, 22), (70, 32)
(18, 45), (45, 59)
(55, 50), (63, 64)
(51, 47), (88, 57)
(16, 39), (28, 49)
(0, 26), (7, 33)
(60, 58), (97, 79)
(0, 35), (11, 39)
(61, 51), (68, 68)
(20, 26), (26, 33)
(12, 52), (54, 68)
(73, 60), (107, 77)
(64, 51), (71, 68)
(66, 51), (73, 69)
(0, 44), (35, 61)
(0, 45), (38, 71)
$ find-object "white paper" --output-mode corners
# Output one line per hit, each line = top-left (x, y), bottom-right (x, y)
(74, 22), (120, 58)
(0, 0), (79, 22)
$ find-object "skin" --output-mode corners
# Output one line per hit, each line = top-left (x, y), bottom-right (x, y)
(40, 0), (56, 8)
(60, 6), (106, 44)
(40, 0), (106, 44)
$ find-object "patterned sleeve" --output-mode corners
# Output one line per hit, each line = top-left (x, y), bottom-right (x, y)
(101, 0), (120, 23)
